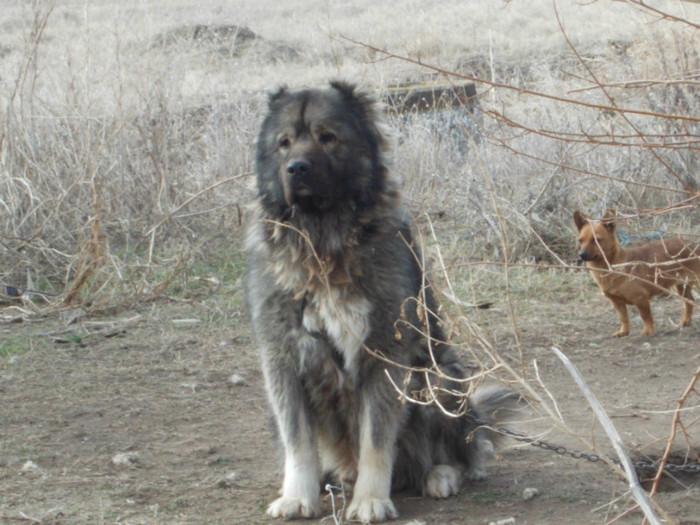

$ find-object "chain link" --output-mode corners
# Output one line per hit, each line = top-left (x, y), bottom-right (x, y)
(466, 414), (700, 475)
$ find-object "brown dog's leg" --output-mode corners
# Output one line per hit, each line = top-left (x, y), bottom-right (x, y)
(609, 297), (630, 337)
(636, 301), (655, 336)
(677, 283), (694, 327)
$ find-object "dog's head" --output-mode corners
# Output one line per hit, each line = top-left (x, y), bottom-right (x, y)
(573, 209), (618, 263)
(255, 81), (395, 218)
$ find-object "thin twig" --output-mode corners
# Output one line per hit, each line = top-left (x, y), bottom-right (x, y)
(340, 35), (700, 124)
(615, 0), (700, 29)
(0, 514), (42, 524)
(648, 365), (700, 497)
(552, 2), (689, 192)
(142, 172), (251, 238)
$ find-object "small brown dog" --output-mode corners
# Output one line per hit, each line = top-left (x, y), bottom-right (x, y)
(574, 209), (700, 336)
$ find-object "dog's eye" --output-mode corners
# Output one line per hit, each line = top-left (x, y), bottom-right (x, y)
(278, 137), (291, 150)
(318, 131), (337, 146)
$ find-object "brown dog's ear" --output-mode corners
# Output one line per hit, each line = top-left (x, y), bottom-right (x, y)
(602, 208), (616, 232)
(573, 210), (588, 232)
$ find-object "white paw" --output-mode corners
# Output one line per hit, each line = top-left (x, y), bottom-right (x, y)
(267, 496), (320, 519)
(346, 497), (398, 523)
(424, 464), (462, 498)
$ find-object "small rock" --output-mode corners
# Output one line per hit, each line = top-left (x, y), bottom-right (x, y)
(229, 373), (246, 386)
(489, 519), (515, 525)
(522, 487), (540, 501)
(21, 460), (39, 472)
(112, 452), (140, 466)
(216, 471), (238, 488)
(489, 518), (515, 525)
(18, 460), (45, 479)
(180, 382), (200, 393)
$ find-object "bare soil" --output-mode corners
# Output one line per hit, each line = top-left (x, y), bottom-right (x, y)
(1, 272), (699, 525)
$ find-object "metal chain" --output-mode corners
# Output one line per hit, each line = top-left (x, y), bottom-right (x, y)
(466, 414), (700, 475)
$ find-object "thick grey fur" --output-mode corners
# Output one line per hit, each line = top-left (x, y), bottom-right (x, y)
(244, 81), (519, 521)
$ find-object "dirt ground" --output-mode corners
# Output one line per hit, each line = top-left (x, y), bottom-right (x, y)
(1, 265), (699, 525)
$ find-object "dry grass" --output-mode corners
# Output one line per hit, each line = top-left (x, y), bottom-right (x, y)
(1, 1), (698, 300)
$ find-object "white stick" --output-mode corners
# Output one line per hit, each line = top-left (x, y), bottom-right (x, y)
(551, 346), (661, 525)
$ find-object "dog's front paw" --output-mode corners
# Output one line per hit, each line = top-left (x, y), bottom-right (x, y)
(267, 496), (320, 519)
(424, 464), (462, 498)
(346, 497), (398, 523)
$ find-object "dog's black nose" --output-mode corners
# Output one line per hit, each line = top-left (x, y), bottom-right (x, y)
(287, 160), (311, 179)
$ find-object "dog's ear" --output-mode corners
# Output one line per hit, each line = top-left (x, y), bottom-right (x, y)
(573, 210), (588, 232)
(330, 81), (377, 115)
(267, 85), (288, 106)
(602, 208), (616, 232)
(602, 208), (616, 220)
(329, 79), (394, 168)
(329, 80), (357, 99)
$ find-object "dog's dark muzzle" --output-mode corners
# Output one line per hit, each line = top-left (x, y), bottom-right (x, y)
(578, 250), (594, 261)
(287, 159), (312, 181)
(283, 159), (333, 211)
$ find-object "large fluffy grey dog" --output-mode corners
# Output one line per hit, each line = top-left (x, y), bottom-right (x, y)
(245, 81), (518, 523)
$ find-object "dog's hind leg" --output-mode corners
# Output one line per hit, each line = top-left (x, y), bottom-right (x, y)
(423, 464), (462, 498)
(677, 283), (694, 327)
(635, 300), (655, 336)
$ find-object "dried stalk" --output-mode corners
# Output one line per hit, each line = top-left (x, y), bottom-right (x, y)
(551, 346), (662, 525)
(649, 365), (700, 497)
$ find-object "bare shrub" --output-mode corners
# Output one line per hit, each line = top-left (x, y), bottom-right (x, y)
(2, 2), (697, 300)
(387, 18), (700, 263)
(0, 2), (256, 305)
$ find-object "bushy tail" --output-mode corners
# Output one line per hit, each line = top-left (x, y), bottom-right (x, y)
(471, 384), (522, 423)
(464, 384), (523, 479)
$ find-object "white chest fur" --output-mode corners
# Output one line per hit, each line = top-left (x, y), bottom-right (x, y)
(302, 290), (372, 371)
